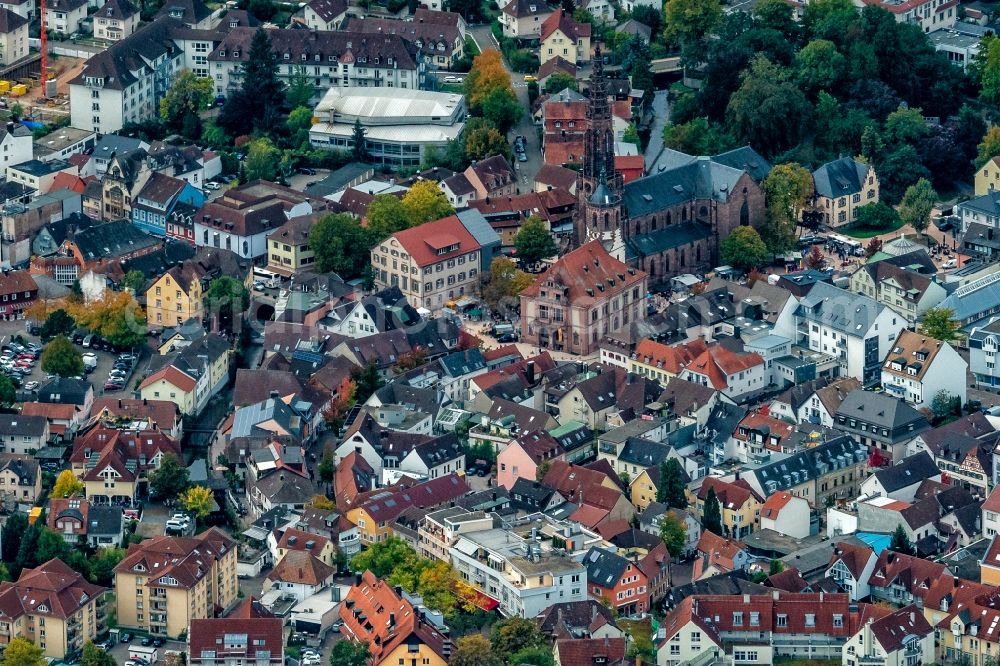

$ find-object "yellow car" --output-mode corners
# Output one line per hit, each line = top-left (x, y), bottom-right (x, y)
(523, 74), (538, 82)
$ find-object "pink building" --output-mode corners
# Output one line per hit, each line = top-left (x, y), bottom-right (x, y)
(496, 431), (564, 489)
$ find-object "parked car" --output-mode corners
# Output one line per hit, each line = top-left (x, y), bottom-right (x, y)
(204, 181), (221, 190)
(298, 167), (317, 175)
(140, 636), (153, 647)
(443, 75), (462, 83)
(22, 381), (38, 391)
(517, 152), (528, 162)
(104, 381), (124, 391)
(497, 332), (518, 343)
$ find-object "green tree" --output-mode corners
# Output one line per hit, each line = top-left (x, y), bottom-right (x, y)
(480, 87), (522, 134)
(1, 513), (26, 565)
(159, 69), (213, 133)
(51, 470), (84, 498)
(366, 193), (411, 241)
(726, 57), (812, 158)
(508, 647), (555, 666)
(243, 137), (279, 182)
(890, 523), (914, 555)
(658, 458), (688, 508)
(702, 485), (723, 536)
(120, 270), (146, 295)
(663, 0), (722, 45)
(855, 201), (900, 230)
(659, 513), (687, 558)
(622, 123), (640, 148)
(80, 641), (116, 666)
(919, 307), (964, 342)
(770, 559), (785, 575)
(481, 256), (534, 312)
(975, 34), (1000, 106)
(40, 308), (75, 340)
(309, 213), (373, 277)
(349, 536), (416, 578)
(762, 162), (814, 254)
(491, 617), (544, 659)
(663, 118), (731, 156)
(285, 65), (315, 108)
(40, 335), (83, 377)
(352, 119), (367, 161)
(205, 276), (249, 334)
(465, 119), (511, 160)
(720, 226), (769, 270)
(88, 548), (125, 587)
(977, 125), (1000, 169)
(0, 375), (14, 409)
(898, 178), (937, 235)
(242, 27), (283, 129)
(149, 453), (190, 500)
(327, 641), (370, 666)
(451, 636), (503, 666)
(794, 39), (846, 95)
(543, 73), (578, 94)
(401, 180), (455, 226)
(514, 216), (557, 267)
(1, 637), (45, 666)
(179, 485), (214, 520)
(286, 106), (314, 149)
(317, 447), (335, 484)
(352, 361), (384, 402)
(931, 389), (958, 421)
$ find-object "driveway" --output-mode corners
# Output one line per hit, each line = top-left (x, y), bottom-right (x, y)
(468, 25), (542, 193)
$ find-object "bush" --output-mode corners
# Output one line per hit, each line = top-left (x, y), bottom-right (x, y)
(507, 49), (539, 73)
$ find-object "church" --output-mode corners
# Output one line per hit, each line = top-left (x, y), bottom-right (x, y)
(573, 51), (770, 286)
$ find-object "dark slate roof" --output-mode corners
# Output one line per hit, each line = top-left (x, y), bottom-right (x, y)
(609, 528), (662, 551)
(156, 0), (211, 24)
(411, 433), (463, 467)
(72, 220), (160, 261)
(97, 0), (138, 20)
(618, 437), (672, 468)
(509, 478), (556, 511)
(0, 8), (28, 33)
(710, 146), (772, 183)
(0, 415), (46, 437)
(0, 456), (38, 484)
(37, 377), (91, 405)
(625, 221), (713, 259)
(663, 571), (769, 611)
(812, 157), (868, 199)
(439, 348), (485, 377)
(584, 546), (629, 588)
(70, 17), (184, 91)
(836, 390), (929, 430)
(120, 240), (197, 279)
(871, 452), (939, 493)
(88, 505), (124, 535)
(624, 158), (745, 218)
(751, 437), (868, 494)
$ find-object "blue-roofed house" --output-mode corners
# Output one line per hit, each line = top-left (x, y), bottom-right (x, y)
(131, 171), (204, 236)
(435, 347), (487, 404)
(809, 157), (879, 228)
(939, 271), (1000, 331)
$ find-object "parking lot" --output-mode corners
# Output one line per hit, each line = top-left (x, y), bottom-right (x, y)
(0, 327), (147, 402)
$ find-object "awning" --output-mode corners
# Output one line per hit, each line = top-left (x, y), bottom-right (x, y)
(467, 308), (482, 317)
(455, 296), (478, 309)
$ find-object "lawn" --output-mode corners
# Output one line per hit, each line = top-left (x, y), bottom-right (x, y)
(841, 218), (906, 238)
(619, 617), (655, 658)
(440, 83), (464, 94)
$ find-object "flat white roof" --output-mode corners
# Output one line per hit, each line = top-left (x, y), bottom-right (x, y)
(311, 121), (464, 144)
(314, 86), (465, 121)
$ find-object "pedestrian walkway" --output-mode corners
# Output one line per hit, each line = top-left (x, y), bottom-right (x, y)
(644, 90), (669, 171)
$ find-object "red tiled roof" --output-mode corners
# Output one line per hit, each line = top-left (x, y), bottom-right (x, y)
(696, 530), (746, 573)
(521, 240), (646, 305)
(390, 215), (480, 268)
(140, 365), (198, 392)
(20, 401), (77, 420)
(761, 492), (795, 519)
(554, 637), (625, 665)
(0, 558), (107, 621)
(189, 617), (283, 662)
(340, 571), (449, 663)
(632, 338), (707, 375)
(685, 345), (764, 390)
(482, 344), (523, 363)
(267, 550), (334, 586)
(49, 172), (87, 194)
(697, 477), (756, 511)
(115, 529), (236, 591)
(0, 270), (36, 297)
(91, 397), (180, 429)
(540, 8), (591, 41)
(870, 604), (933, 652)
(827, 541), (875, 580)
(276, 527), (331, 554)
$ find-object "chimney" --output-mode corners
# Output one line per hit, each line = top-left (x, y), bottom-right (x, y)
(389, 612), (396, 626)
(394, 586), (402, 597)
(492, 491), (497, 501)
(355, 573), (362, 585)
(269, 389), (279, 399)
(526, 360), (536, 384)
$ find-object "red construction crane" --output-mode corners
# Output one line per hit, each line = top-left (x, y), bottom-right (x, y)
(39, 0), (47, 93)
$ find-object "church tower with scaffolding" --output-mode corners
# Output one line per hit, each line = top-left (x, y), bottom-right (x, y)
(574, 45), (627, 260)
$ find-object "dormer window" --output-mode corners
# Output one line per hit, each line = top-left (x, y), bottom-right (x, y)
(233, 50), (240, 57)
(219, 50), (226, 57)
(301, 53), (307, 60)
(283, 53), (290, 59)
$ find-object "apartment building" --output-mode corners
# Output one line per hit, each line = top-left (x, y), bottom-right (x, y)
(189, 616), (283, 666)
(93, 0), (139, 41)
(968, 318), (1000, 389)
(859, 0), (957, 33)
(449, 526), (587, 617)
(45, 0), (87, 36)
(416, 507), (494, 562)
(0, 559), (108, 659)
(145, 262), (204, 328)
(773, 282), (906, 386)
(694, 477), (762, 540)
(0, 9), (28, 67)
(266, 215), (315, 276)
(209, 29), (424, 99)
(540, 9), (590, 65)
(880, 330), (967, 409)
(849, 259), (946, 326)
(835, 389), (930, 461)
(520, 241), (648, 356)
(113, 528), (238, 639)
(371, 214), (498, 313)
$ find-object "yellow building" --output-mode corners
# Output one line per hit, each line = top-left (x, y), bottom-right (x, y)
(539, 8), (591, 65)
(139, 336), (232, 417)
(0, 558), (108, 658)
(113, 528), (238, 639)
(628, 338), (706, 384)
(976, 156), (1000, 196)
(693, 477), (762, 540)
(267, 215), (315, 276)
(274, 528), (337, 567)
(810, 157), (880, 228)
(145, 263), (204, 329)
(631, 468), (660, 511)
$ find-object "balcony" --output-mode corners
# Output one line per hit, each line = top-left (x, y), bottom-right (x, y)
(857, 655), (886, 665)
(749, 450), (771, 464)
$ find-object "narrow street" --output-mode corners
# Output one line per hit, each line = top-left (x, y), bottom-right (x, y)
(468, 24), (542, 193)
(644, 89), (669, 170)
